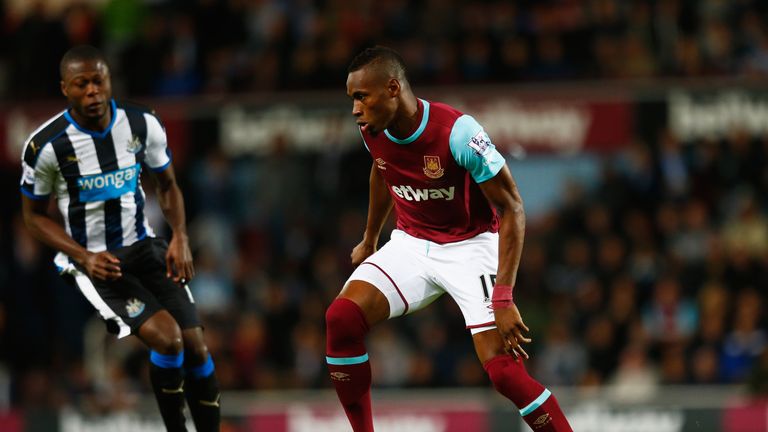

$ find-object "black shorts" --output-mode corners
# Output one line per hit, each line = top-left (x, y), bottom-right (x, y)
(63, 237), (201, 338)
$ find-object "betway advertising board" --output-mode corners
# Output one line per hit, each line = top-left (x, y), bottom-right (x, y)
(669, 90), (768, 141)
(217, 95), (633, 157)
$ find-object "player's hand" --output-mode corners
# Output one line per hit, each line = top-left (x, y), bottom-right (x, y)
(166, 235), (194, 284)
(494, 303), (531, 359)
(83, 251), (122, 281)
(351, 240), (376, 266)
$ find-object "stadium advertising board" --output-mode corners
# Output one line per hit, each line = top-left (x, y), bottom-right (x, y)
(6, 395), (763, 432)
(445, 98), (633, 155)
(248, 402), (489, 432)
(669, 90), (768, 141)
(217, 96), (633, 157)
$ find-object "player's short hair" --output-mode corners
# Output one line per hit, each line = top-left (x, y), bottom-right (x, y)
(60, 45), (108, 79)
(348, 46), (408, 82)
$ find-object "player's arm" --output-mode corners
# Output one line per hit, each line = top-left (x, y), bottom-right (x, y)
(21, 195), (122, 280)
(449, 114), (531, 358)
(351, 162), (393, 265)
(478, 166), (531, 359)
(153, 164), (194, 283)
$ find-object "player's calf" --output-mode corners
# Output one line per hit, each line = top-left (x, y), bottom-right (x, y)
(184, 353), (221, 432)
(326, 298), (373, 432)
(149, 350), (188, 431)
(484, 354), (573, 431)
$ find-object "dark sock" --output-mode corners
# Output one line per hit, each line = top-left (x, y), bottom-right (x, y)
(149, 350), (187, 432)
(184, 354), (221, 432)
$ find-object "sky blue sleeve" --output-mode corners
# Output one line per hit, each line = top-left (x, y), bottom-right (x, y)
(449, 115), (505, 183)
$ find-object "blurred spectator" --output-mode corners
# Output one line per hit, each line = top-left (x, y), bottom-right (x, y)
(5, 0), (768, 98)
(535, 322), (588, 386)
(721, 289), (766, 382)
(642, 275), (698, 344)
(607, 343), (659, 403)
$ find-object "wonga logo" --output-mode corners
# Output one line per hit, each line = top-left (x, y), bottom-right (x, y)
(78, 164), (140, 202)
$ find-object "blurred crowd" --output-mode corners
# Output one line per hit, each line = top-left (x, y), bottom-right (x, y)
(0, 0), (766, 419)
(3, 0), (768, 99)
(1, 128), (767, 412)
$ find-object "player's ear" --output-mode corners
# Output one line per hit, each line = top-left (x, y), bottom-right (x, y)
(387, 78), (400, 97)
(61, 80), (68, 98)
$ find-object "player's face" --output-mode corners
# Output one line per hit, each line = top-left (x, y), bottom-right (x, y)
(347, 67), (399, 135)
(61, 59), (112, 127)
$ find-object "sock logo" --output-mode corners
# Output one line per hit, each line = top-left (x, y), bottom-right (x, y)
(199, 394), (221, 407)
(330, 372), (351, 382)
(533, 413), (551, 428)
(161, 381), (184, 394)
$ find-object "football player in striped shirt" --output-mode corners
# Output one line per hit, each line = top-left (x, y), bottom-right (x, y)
(20, 45), (219, 431)
(325, 46), (573, 431)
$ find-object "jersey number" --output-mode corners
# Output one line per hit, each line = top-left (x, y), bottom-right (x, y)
(479, 274), (497, 301)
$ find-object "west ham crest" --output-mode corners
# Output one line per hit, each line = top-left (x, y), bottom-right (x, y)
(423, 155), (444, 179)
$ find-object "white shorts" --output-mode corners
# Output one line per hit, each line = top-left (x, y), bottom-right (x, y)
(345, 229), (499, 334)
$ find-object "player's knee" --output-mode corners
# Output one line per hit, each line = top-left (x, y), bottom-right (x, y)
(140, 314), (184, 354)
(184, 343), (210, 366)
(154, 333), (184, 355)
(326, 298), (369, 351)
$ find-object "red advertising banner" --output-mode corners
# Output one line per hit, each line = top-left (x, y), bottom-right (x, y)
(447, 98), (633, 155)
(722, 400), (768, 432)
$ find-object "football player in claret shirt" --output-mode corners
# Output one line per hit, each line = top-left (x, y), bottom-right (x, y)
(19, 45), (219, 431)
(325, 46), (573, 431)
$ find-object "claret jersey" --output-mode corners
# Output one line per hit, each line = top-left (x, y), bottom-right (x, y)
(20, 99), (170, 254)
(360, 99), (506, 244)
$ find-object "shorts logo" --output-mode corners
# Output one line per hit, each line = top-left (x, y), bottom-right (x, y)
(330, 372), (351, 382)
(29, 140), (38, 155)
(125, 298), (145, 318)
(126, 135), (143, 154)
(375, 158), (387, 170)
(533, 413), (551, 428)
(423, 155), (444, 179)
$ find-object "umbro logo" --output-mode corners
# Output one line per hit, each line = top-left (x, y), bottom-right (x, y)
(330, 372), (351, 382)
(533, 413), (551, 428)
(375, 158), (387, 170)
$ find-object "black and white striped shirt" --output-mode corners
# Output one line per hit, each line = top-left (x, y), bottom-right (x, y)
(20, 99), (170, 254)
